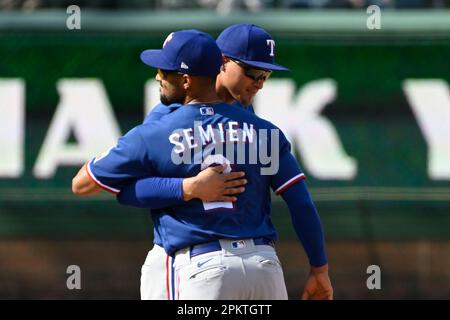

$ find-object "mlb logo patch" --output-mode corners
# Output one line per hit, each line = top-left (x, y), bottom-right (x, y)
(231, 240), (246, 249)
(200, 107), (214, 116)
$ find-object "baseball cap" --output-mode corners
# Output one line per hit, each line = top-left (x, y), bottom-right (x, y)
(216, 24), (289, 71)
(140, 29), (222, 77)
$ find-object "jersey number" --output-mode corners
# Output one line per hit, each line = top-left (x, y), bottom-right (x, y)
(201, 154), (234, 212)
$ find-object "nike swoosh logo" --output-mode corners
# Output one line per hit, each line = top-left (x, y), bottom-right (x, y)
(197, 258), (214, 268)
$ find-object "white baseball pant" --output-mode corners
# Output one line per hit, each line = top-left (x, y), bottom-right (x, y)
(172, 239), (288, 300)
(140, 244), (172, 300)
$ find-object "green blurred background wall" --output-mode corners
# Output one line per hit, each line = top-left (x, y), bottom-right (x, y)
(0, 9), (449, 299)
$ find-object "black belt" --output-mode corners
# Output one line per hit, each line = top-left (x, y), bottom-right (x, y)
(189, 237), (274, 258)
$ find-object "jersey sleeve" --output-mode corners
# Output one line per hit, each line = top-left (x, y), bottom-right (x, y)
(117, 177), (184, 209)
(87, 127), (154, 194)
(281, 179), (328, 267)
(270, 129), (305, 195)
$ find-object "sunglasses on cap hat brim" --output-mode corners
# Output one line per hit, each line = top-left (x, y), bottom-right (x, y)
(229, 58), (272, 82)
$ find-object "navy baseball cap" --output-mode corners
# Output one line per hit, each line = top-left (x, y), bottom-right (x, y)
(140, 29), (222, 77)
(216, 24), (289, 71)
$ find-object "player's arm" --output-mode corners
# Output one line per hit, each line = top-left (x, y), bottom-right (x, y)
(278, 179), (333, 300)
(72, 127), (152, 197)
(117, 165), (247, 209)
(71, 104), (173, 198)
(271, 129), (333, 300)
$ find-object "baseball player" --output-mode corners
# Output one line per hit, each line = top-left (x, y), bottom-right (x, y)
(118, 24), (297, 300)
(112, 24), (290, 300)
(72, 29), (333, 299)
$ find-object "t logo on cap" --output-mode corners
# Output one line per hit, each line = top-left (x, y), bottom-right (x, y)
(266, 39), (275, 57)
(216, 23), (289, 71)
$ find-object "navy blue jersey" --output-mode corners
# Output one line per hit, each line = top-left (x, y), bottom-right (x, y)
(88, 102), (305, 255)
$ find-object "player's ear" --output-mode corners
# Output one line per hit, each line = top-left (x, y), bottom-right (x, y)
(221, 56), (229, 72)
(182, 74), (192, 90)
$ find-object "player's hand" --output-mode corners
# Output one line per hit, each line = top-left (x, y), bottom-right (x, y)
(301, 264), (333, 300)
(72, 163), (102, 196)
(182, 165), (247, 202)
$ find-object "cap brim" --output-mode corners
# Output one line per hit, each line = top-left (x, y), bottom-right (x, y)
(238, 59), (290, 71)
(140, 50), (175, 70)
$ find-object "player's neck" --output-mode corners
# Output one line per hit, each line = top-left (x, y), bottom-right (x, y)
(184, 93), (222, 105)
(216, 83), (235, 104)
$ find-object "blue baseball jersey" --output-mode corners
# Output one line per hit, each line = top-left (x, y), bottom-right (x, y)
(125, 101), (255, 248)
(88, 102), (305, 256)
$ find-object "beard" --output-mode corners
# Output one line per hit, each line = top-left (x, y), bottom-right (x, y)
(160, 93), (184, 106)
